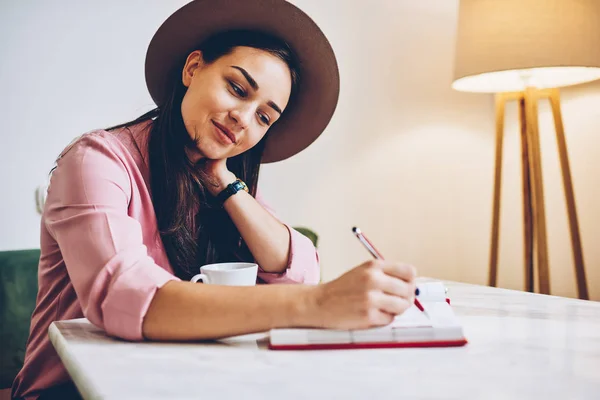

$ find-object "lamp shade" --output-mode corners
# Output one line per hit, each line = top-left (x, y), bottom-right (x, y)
(452, 0), (600, 93)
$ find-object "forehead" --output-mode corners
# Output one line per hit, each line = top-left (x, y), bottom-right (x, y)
(216, 46), (292, 107)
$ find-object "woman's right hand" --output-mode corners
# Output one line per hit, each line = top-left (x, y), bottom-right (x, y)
(308, 260), (417, 330)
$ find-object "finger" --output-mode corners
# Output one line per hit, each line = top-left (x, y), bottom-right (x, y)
(368, 309), (395, 327)
(372, 291), (411, 316)
(382, 262), (417, 282)
(374, 273), (415, 299)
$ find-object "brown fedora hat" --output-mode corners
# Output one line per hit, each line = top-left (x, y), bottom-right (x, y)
(145, 0), (340, 163)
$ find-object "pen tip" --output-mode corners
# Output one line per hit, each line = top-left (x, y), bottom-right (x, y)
(352, 226), (359, 233)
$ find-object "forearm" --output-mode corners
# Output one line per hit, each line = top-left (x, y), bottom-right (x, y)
(223, 190), (291, 273)
(142, 280), (316, 341)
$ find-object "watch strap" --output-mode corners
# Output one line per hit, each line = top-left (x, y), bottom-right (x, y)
(216, 179), (248, 205)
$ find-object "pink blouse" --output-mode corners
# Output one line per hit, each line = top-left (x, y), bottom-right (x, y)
(12, 121), (320, 399)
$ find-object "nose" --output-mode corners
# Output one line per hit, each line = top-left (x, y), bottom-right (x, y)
(229, 105), (253, 131)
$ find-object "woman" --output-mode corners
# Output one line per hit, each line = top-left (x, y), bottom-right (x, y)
(12, 0), (417, 398)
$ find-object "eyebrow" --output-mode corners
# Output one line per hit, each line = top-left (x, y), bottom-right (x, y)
(231, 66), (283, 115)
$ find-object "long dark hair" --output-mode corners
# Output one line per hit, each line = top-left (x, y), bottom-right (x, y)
(108, 30), (300, 280)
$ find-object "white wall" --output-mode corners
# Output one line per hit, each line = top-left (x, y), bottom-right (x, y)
(1, 0), (598, 300)
(0, 0), (190, 244)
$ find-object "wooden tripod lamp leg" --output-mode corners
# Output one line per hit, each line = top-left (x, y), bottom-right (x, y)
(489, 94), (506, 287)
(547, 89), (589, 300)
(519, 97), (535, 293)
(524, 88), (551, 295)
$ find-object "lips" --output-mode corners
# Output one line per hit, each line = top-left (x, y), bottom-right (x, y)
(212, 121), (237, 144)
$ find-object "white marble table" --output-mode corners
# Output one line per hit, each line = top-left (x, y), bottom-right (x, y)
(49, 281), (600, 399)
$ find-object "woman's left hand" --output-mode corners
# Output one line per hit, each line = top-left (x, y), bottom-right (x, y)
(203, 158), (237, 196)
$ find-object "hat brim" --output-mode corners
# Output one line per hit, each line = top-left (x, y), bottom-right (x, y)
(145, 0), (340, 163)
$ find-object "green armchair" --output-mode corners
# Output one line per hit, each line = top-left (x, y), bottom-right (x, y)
(0, 249), (40, 389)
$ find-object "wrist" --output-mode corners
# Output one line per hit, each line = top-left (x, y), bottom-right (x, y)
(285, 285), (322, 328)
(209, 172), (237, 196)
(217, 171), (237, 189)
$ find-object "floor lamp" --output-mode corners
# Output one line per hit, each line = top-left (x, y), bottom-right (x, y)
(451, 0), (600, 299)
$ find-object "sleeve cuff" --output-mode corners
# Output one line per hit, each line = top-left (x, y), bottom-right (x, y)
(258, 224), (320, 285)
(100, 256), (180, 341)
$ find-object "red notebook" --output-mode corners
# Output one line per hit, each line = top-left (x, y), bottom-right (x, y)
(269, 282), (467, 350)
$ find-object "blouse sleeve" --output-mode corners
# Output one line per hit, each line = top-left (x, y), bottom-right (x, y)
(254, 190), (320, 285)
(44, 134), (179, 341)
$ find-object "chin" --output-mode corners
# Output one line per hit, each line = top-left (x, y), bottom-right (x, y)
(196, 143), (227, 160)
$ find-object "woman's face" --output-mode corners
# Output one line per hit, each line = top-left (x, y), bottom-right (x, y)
(180, 46), (292, 162)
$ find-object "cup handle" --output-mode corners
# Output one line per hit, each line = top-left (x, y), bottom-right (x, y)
(191, 273), (209, 284)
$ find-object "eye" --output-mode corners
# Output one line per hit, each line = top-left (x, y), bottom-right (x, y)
(257, 112), (271, 126)
(229, 81), (247, 98)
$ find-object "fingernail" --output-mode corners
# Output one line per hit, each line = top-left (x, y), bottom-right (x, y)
(415, 287), (420, 296)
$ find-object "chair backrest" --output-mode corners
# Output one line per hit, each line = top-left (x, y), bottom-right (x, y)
(0, 249), (40, 388)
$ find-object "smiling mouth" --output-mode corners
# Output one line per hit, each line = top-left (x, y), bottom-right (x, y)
(212, 121), (236, 144)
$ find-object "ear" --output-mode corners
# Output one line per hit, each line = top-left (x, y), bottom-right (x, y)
(182, 50), (204, 88)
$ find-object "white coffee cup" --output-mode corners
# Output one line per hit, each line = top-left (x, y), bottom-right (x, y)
(190, 262), (258, 286)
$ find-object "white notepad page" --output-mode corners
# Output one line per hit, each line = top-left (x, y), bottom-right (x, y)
(270, 282), (465, 346)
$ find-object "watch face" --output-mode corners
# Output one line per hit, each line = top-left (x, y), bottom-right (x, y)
(237, 180), (249, 192)
(234, 180), (248, 192)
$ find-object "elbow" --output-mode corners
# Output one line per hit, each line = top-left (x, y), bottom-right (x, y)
(72, 294), (145, 342)
(304, 249), (321, 284)
(287, 227), (320, 284)
(287, 248), (320, 285)
(97, 280), (173, 342)
(100, 302), (147, 342)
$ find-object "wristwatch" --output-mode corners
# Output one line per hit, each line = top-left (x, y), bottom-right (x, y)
(216, 178), (249, 205)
